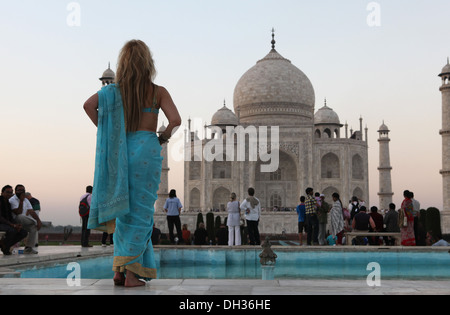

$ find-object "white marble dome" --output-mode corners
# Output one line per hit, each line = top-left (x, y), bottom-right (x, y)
(211, 104), (239, 127)
(233, 48), (315, 125)
(314, 103), (341, 126)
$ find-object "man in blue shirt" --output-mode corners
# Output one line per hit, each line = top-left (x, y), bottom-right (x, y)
(296, 196), (306, 246)
(164, 189), (183, 244)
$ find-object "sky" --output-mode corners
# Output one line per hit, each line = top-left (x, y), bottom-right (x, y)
(0, 0), (449, 226)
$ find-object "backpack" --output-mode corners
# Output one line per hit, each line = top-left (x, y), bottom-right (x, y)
(350, 202), (359, 220)
(79, 194), (90, 217)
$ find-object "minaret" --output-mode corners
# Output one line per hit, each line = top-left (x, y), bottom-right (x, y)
(439, 59), (450, 234)
(377, 121), (393, 210)
(155, 122), (170, 213)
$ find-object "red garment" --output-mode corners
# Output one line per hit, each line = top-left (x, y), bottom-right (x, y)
(370, 212), (384, 231)
(401, 198), (416, 246)
(336, 231), (344, 245)
(182, 230), (191, 244)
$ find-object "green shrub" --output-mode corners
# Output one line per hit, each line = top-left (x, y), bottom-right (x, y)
(426, 207), (442, 238)
(419, 209), (427, 229)
(215, 215), (222, 230)
(206, 212), (215, 245)
(241, 225), (248, 245)
(196, 212), (204, 229)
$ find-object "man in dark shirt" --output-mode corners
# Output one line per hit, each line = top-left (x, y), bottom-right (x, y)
(352, 206), (376, 245)
(384, 203), (400, 245)
(194, 222), (208, 245)
(0, 185), (28, 255)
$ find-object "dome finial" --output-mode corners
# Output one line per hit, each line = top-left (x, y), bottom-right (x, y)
(271, 27), (276, 50)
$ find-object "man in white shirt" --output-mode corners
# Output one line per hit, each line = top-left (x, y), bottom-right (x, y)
(9, 184), (41, 254)
(411, 192), (421, 217)
(240, 187), (261, 245)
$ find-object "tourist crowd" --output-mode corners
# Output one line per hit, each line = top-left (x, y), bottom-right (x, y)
(158, 187), (449, 247)
(296, 188), (448, 247)
(0, 184), (42, 255)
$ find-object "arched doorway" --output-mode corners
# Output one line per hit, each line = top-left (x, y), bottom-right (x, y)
(321, 153), (340, 179)
(189, 188), (201, 211)
(255, 150), (298, 210)
(212, 187), (231, 211)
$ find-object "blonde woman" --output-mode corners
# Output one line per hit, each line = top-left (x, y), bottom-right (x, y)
(84, 40), (181, 287)
(227, 192), (241, 246)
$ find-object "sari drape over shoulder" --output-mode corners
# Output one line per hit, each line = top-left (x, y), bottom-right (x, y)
(88, 84), (163, 279)
(330, 201), (344, 237)
(88, 84), (130, 233)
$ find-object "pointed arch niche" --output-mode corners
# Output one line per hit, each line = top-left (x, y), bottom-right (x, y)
(321, 153), (340, 179)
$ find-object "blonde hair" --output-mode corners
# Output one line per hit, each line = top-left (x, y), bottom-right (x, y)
(115, 40), (157, 132)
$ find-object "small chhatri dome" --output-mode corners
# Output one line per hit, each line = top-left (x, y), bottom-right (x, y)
(99, 62), (115, 85)
(314, 99), (342, 126)
(439, 57), (450, 77)
(211, 101), (239, 127)
(102, 68), (115, 79)
(378, 121), (390, 132)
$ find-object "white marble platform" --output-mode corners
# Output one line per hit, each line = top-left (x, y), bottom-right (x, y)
(1, 245), (449, 295)
(0, 278), (449, 295)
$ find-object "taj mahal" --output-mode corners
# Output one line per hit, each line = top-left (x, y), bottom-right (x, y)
(183, 33), (370, 215)
(98, 32), (450, 235)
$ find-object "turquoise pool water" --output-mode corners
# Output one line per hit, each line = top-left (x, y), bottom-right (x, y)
(10, 249), (450, 280)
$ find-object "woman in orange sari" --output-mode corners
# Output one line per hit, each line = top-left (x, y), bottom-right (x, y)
(400, 190), (416, 246)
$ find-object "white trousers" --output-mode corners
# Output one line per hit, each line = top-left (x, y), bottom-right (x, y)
(228, 225), (241, 246)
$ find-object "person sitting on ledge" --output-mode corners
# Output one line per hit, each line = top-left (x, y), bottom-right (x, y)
(427, 231), (450, 247)
(351, 206), (375, 245)
(0, 185), (28, 255)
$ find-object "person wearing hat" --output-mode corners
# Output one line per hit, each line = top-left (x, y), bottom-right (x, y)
(317, 193), (330, 245)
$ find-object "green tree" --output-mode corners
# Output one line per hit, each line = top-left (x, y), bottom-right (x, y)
(206, 212), (215, 245)
(426, 207), (442, 238)
(215, 215), (222, 230)
(196, 212), (204, 229)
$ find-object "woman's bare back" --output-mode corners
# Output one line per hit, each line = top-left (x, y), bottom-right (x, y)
(84, 84), (181, 140)
(138, 84), (160, 133)
(138, 84), (182, 139)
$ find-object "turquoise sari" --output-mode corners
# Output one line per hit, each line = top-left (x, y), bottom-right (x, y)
(88, 84), (163, 279)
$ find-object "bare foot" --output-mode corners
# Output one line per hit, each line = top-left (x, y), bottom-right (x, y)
(124, 271), (146, 287)
(113, 272), (125, 286)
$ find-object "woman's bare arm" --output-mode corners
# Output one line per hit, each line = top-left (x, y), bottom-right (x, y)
(84, 93), (99, 127)
(159, 86), (182, 140)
